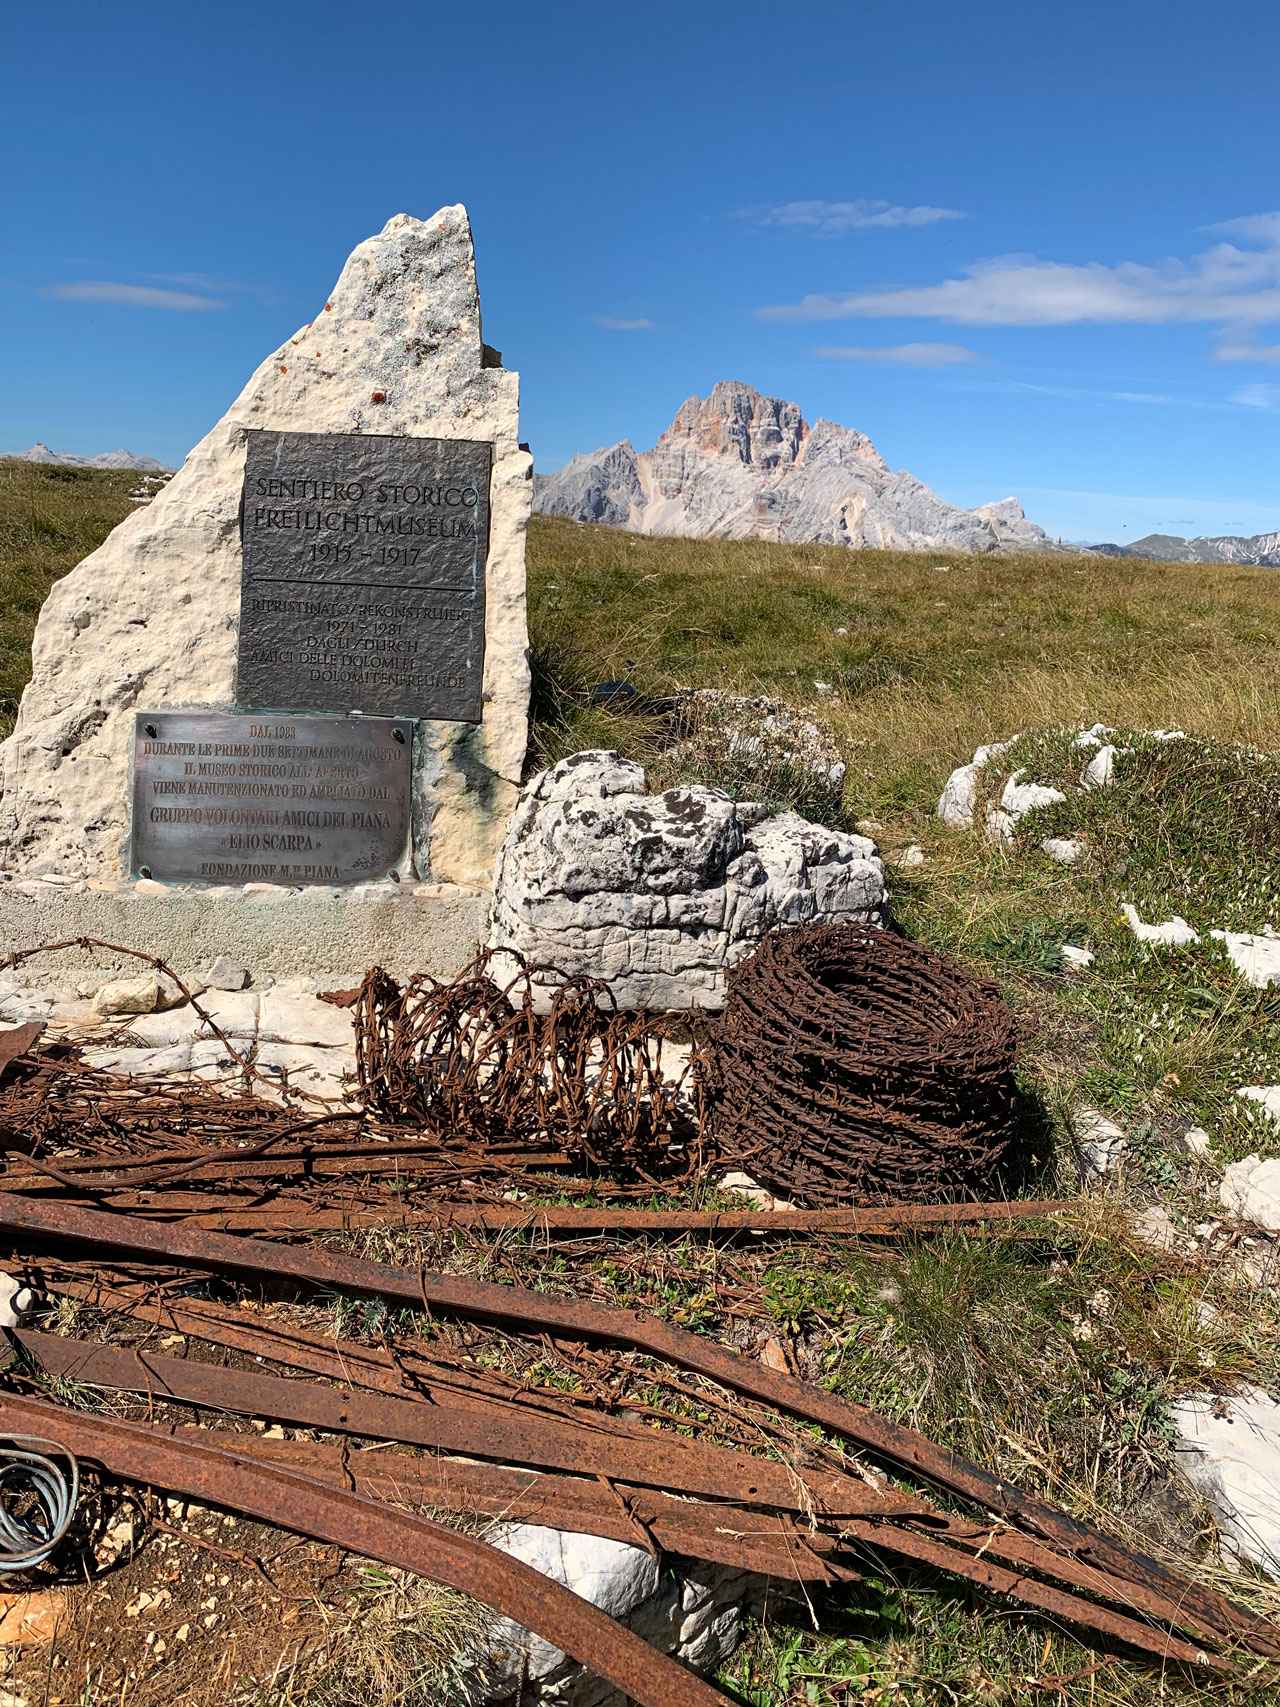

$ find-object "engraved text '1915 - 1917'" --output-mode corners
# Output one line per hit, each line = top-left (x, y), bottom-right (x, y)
(236, 429), (491, 722)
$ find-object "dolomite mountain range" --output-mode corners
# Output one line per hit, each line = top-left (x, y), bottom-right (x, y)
(3, 443), (170, 472)
(534, 380), (1069, 556)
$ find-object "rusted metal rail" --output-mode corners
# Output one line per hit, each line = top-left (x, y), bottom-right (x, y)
(2, 1193), (1271, 1659)
(0, 1391), (737, 1707)
(14, 1329), (915, 1520)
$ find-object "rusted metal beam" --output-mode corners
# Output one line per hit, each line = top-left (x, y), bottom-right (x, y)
(0, 1390), (737, 1707)
(118, 1420), (854, 1583)
(0, 1192), (1267, 1655)
(15, 1329), (920, 1521)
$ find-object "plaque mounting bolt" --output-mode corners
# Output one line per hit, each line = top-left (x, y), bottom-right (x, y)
(144, 724), (158, 738)
(138, 867), (152, 880)
(392, 729), (406, 744)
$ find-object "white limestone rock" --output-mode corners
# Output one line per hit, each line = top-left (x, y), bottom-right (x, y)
(1042, 836), (1084, 864)
(1120, 903), (1199, 948)
(477, 1524), (763, 1704)
(1074, 1107), (1126, 1176)
(1210, 929), (1280, 990)
(0, 206), (530, 890)
(985, 770), (1067, 843)
(936, 740), (1015, 829)
(1238, 1085), (1280, 1124)
(1171, 1386), (1280, 1578)
(93, 974), (162, 1017)
(1221, 1153), (1280, 1230)
(490, 751), (887, 1010)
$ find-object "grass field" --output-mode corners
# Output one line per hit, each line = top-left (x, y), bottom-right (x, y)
(4, 475), (1280, 1704)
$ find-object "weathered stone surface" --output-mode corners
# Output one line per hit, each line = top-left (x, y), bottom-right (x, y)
(1171, 1386), (1280, 1577)
(490, 751), (887, 1009)
(936, 741), (1014, 828)
(1073, 1107), (1127, 1176)
(536, 381), (1072, 555)
(0, 206), (530, 891)
(477, 1524), (763, 1703)
(1221, 1150), (1280, 1230)
(93, 974), (162, 1016)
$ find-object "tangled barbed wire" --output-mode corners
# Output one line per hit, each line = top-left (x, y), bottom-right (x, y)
(703, 920), (1019, 1204)
(354, 950), (707, 1178)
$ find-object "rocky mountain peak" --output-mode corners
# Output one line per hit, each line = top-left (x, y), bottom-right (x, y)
(536, 383), (1069, 556)
(660, 382), (808, 470)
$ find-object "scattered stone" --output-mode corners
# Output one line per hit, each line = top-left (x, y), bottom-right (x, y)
(936, 740), (1015, 830)
(93, 974), (162, 1016)
(812, 680), (835, 697)
(1074, 1108), (1126, 1176)
(1073, 723), (1114, 749)
(204, 957), (250, 992)
(1131, 1203), (1181, 1253)
(1210, 929), (1280, 990)
(489, 752), (887, 1010)
(1120, 903), (1199, 948)
(0, 1590), (65, 1647)
(1060, 944), (1095, 970)
(1221, 1153), (1280, 1230)
(897, 844), (927, 867)
(1237, 1085), (1280, 1124)
(719, 1171), (797, 1214)
(0, 1275), (36, 1329)
(478, 1524), (763, 1700)
(1082, 745), (1121, 789)
(1181, 1125), (1213, 1156)
(1041, 836), (1084, 864)
(1171, 1386), (1280, 1578)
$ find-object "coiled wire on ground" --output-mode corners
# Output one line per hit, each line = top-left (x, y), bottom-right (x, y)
(703, 920), (1019, 1204)
(0, 1436), (78, 1572)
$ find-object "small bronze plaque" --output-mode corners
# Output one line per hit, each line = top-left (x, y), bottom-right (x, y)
(236, 429), (491, 721)
(130, 712), (412, 885)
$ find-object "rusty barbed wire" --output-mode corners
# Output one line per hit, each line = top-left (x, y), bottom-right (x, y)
(353, 949), (706, 1177)
(702, 920), (1019, 1205)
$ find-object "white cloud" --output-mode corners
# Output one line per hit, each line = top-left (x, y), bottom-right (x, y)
(814, 341), (978, 366)
(1214, 341), (1280, 364)
(593, 315), (656, 331)
(1229, 382), (1280, 410)
(760, 215), (1280, 327)
(41, 281), (225, 311)
(749, 199), (967, 235)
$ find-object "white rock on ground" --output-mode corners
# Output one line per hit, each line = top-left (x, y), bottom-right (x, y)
(985, 770), (1068, 844)
(1060, 944), (1095, 970)
(1210, 930), (1280, 990)
(1041, 836), (1084, 864)
(1120, 903), (1199, 947)
(935, 740), (1015, 829)
(477, 1525), (765, 1704)
(93, 975), (162, 1016)
(1074, 1108), (1127, 1175)
(1171, 1386), (1280, 1578)
(1082, 745), (1123, 789)
(1238, 1085), (1280, 1124)
(1220, 1154), (1280, 1231)
(489, 751), (887, 1010)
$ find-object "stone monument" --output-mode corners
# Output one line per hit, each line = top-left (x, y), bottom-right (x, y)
(0, 206), (531, 979)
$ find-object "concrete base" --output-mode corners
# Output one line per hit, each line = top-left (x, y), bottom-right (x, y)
(0, 878), (491, 982)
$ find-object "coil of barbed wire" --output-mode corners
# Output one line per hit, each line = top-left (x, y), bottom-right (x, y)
(701, 920), (1019, 1205)
(354, 950), (705, 1176)
(0, 1436), (79, 1573)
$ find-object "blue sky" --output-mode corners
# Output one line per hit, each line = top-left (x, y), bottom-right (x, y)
(4, 0), (1280, 543)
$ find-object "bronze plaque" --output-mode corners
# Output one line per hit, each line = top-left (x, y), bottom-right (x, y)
(236, 428), (491, 721)
(130, 712), (412, 885)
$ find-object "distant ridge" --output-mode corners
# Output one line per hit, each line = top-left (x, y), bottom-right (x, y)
(2, 442), (171, 472)
(535, 380), (1074, 556)
(1093, 530), (1280, 567)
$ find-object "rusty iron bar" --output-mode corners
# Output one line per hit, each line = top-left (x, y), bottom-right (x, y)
(14, 1328), (919, 1520)
(12, 1332), (1243, 1669)
(0, 1192), (1269, 1656)
(0, 1389), (736, 1707)
(71, 1418), (855, 1584)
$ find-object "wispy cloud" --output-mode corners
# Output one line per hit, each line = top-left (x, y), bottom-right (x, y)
(1214, 340), (1280, 364)
(747, 199), (967, 236)
(146, 271), (278, 304)
(593, 315), (656, 331)
(1229, 382), (1280, 410)
(760, 214), (1280, 328)
(41, 281), (225, 311)
(815, 341), (978, 366)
